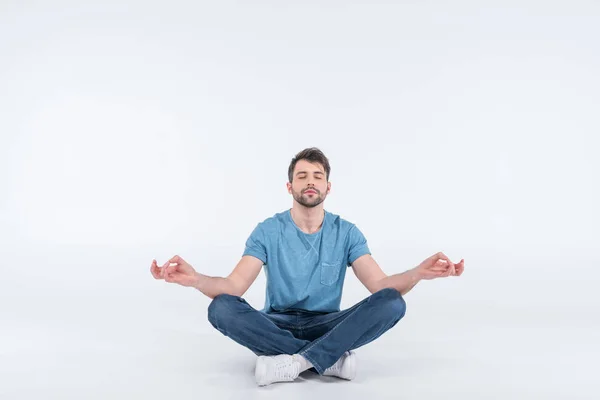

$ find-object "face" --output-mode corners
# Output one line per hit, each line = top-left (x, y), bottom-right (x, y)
(287, 159), (331, 208)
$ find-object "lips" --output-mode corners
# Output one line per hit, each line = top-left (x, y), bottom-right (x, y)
(304, 190), (317, 195)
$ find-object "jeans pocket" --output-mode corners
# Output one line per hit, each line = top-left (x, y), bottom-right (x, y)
(320, 260), (341, 286)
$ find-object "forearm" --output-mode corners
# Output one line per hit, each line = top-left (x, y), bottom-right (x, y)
(192, 273), (238, 299)
(375, 268), (422, 296)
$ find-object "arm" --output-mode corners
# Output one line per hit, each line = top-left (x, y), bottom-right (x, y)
(351, 252), (464, 296)
(195, 255), (263, 298)
(351, 255), (421, 296)
(150, 254), (263, 299)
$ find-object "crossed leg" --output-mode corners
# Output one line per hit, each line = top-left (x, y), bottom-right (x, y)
(207, 288), (406, 374)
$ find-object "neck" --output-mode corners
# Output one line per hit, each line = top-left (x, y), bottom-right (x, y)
(290, 204), (325, 234)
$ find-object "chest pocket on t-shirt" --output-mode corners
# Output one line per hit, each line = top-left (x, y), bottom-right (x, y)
(320, 260), (342, 286)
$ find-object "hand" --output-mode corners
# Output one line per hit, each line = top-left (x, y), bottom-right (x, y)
(150, 255), (199, 287)
(414, 252), (465, 280)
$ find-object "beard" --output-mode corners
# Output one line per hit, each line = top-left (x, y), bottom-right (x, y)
(292, 188), (326, 208)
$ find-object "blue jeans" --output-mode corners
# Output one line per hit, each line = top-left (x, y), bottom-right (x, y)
(207, 287), (406, 374)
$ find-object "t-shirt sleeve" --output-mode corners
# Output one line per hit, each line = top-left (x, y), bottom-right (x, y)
(242, 223), (267, 264)
(347, 225), (371, 266)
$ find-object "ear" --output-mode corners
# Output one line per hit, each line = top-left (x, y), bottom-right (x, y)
(327, 181), (331, 193)
(286, 182), (292, 193)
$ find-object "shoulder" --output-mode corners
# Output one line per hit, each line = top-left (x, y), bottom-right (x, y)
(325, 210), (359, 232)
(326, 211), (363, 237)
(253, 209), (290, 233)
(325, 210), (355, 229)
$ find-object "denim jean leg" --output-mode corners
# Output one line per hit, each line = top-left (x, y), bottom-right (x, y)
(298, 288), (406, 374)
(207, 294), (310, 356)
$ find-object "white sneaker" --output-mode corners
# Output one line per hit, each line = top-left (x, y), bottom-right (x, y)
(255, 354), (301, 386)
(323, 351), (357, 380)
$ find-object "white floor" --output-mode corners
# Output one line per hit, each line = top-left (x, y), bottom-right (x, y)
(1, 259), (598, 400)
(2, 1), (599, 398)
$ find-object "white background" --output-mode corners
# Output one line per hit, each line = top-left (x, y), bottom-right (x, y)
(1, 0), (598, 399)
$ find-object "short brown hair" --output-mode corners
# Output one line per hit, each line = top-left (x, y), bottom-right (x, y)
(288, 147), (331, 183)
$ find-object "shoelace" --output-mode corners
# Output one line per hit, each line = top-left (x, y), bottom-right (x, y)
(325, 352), (348, 374)
(327, 358), (342, 374)
(274, 359), (300, 380)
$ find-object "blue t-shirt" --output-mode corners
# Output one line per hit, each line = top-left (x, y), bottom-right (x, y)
(242, 209), (371, 313)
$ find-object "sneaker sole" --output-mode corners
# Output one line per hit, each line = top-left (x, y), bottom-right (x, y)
(255, 356), (269, 386)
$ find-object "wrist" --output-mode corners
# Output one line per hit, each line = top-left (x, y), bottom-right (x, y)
(411, 266), (424, 281)
(192, 272), (204, 290)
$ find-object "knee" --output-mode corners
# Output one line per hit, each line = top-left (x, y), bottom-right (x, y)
(371, 288), (406, 321)
(207, 293), (239, 328)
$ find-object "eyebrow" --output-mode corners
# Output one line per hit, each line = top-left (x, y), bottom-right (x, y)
(296, 171), (324, 175)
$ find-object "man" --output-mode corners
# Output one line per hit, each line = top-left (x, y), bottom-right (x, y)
(150, 147), (465, 386)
